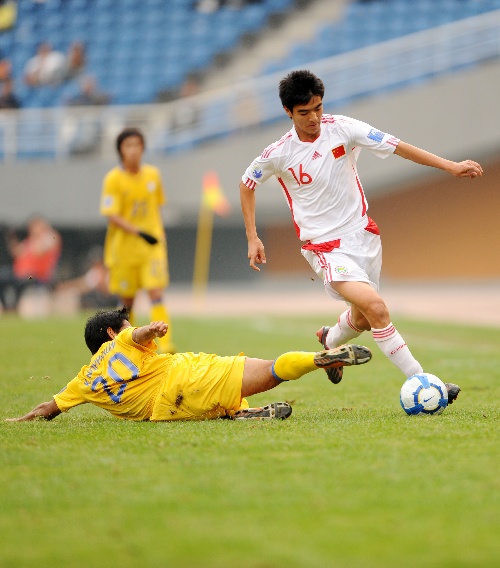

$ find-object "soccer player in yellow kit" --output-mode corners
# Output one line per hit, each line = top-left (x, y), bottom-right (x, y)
(100, 127), (174, 353)
(6, 308), (373, 423)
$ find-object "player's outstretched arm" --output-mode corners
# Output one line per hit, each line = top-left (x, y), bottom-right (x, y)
(132, 321), (168, 346)
(240, 181), (267, 271)
(5, 399), (61, 422)
(394, 141), (483, 179)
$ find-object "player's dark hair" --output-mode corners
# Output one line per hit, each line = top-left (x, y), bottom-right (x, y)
(116, 127), (145, 160)
(278, 70), (325, 112)
(84, 307), (130, 354)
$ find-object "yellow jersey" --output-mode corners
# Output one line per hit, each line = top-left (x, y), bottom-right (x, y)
(100, 164), (166, 268)
(54, 327), (172, 421)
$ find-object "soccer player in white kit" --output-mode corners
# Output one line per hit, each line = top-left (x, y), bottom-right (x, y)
(239, 70), (483, 401)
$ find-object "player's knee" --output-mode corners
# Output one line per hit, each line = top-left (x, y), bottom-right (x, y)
(365, 298), (389, 326)
(352, 312), (371, 331)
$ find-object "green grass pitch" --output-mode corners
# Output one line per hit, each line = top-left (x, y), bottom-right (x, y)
(1, 313), (499, 567)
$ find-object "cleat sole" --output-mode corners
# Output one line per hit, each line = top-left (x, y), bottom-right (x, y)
(314, 344), (371, 385)
(233, 402), (292, 421)
(314, 344), (372, 369)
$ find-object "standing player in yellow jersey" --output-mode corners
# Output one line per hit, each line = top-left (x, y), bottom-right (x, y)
(100, 127), (174, 353)
(6, 307), (374, 422)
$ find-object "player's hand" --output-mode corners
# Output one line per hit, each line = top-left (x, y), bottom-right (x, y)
(248, 237), (266, 272)
(138, 231), (158, 245)
(148, 321), (168, 338)
(451, 160), (483, 179)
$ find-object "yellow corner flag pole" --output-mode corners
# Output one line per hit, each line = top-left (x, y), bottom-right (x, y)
(193, 171), (230, 307)
(193, 202), (214, 306)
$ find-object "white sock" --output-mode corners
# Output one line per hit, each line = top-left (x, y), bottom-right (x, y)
(325, 309), (363, 348)
(372, 323), (423, 378)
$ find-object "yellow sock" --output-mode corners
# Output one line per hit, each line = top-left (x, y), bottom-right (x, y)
(150, 301), (175, 353)
(150, 301), (170, 326)
(272, 352), (317, 381)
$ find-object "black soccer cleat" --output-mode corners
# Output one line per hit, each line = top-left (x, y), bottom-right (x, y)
(232, 402), (292, 421)
(314, 344), (372, 384)
(445, 382), (461, 405)
(326, 366), (343, 384)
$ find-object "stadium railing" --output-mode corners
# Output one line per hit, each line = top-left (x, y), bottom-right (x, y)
(0, 10), (499, 162)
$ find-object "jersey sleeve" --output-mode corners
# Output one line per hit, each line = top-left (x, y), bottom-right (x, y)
(100, 170), (122, 216)
(53, 374), (87, 413)
(118, 326), (157, 352)
(241, 155), (277, 190)
(341, 117), (400, 159)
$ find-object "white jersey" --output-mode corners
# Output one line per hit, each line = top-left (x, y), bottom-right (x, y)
(242, 114), (399, 243)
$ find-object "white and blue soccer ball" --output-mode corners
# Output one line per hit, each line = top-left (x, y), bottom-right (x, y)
(400, 373), (448, 416)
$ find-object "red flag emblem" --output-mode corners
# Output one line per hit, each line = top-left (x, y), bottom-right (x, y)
(332, 145), (346, 159)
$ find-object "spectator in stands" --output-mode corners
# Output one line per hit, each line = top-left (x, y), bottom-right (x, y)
(195, 0), (219, 12)
(0, 56), (12, 84)
(62, 41), (86, 81)
(0, 56), (20, 109)
(56, 246), (118, 310)
(0, 217), (62, 313)
(66, 75), (110, 106)
(24, 42), (65, 87)
(0, 77), (20, 109)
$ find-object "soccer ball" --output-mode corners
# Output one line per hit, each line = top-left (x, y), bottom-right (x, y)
(400, 373), (448, 415)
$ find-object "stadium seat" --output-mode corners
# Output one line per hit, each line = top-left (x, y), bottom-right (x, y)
(264, 0), (293, 12)
(258, 0), (500, 78)
(5, 0), (500, 110)
(243, 5), (268, 32)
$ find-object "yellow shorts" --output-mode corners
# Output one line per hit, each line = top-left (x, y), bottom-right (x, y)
(150, 352), (248, 421)
(108, 251), (169, 297)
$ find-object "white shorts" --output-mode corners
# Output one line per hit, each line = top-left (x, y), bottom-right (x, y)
(301, 226), (382, 302)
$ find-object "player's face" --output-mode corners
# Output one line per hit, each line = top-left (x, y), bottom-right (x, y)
(120, 136), (144, 169)
(286, 96), (323, 142)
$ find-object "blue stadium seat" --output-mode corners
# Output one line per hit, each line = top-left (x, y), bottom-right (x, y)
(0, 30), (14, 53)
(243, 5), (268, 32)
(188, 45), (214, 70)
(264, 0), (293, 12)
(68, 0), (90, 11)
(7, 0), (500, 109)
(7, 0), (273, 106)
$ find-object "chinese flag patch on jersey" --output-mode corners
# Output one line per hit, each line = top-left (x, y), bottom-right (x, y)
(332, 145), (346, 159)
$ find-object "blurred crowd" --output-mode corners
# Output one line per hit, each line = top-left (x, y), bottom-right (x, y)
(0, 217), (117, 316)
(0, 40), (111, 110)
(0, 0), (267, 111)
(0, 217), (61, 312)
